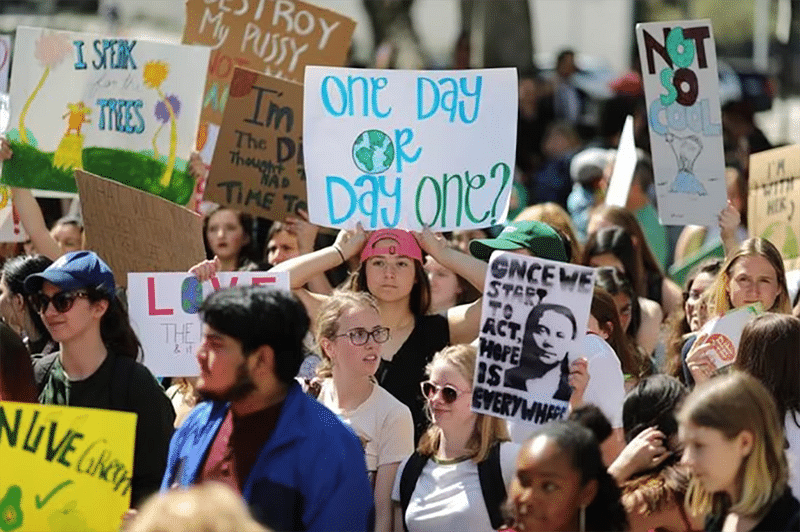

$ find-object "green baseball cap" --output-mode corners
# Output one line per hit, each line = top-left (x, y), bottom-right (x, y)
(469, 221), (568, 263)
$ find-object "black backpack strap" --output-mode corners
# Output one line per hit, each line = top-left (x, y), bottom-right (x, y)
(33, 351), (60, 394)
(399, 452), (429, 532)
(109, 356), (136, 411)
(477, 441), (507, 530)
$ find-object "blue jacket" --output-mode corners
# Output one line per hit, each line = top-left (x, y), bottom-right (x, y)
(161, 382), (374, 531)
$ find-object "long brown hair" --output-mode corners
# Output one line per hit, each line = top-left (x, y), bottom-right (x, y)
(0, 323), (38, 402)
(591, 287), (650, 379)
(348, 259), (431, 316)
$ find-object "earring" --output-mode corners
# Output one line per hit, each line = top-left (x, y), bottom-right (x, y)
(579, 505), (586, 532)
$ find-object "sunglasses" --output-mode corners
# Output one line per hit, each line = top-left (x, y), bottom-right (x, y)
(29, 290), (89, 314)
(420, 381), (470, 404)
(336, 326), (390, 346)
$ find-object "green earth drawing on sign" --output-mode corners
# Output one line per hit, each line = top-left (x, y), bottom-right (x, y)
(352, 130), (394, 174)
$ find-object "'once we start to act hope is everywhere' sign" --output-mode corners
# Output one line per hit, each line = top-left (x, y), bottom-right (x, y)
(303, 66), (517, 231)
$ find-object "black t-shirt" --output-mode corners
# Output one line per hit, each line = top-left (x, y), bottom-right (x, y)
(375, 314), (449, 442)
(705, 488), (800, 531)
(34, 352), (176, 507)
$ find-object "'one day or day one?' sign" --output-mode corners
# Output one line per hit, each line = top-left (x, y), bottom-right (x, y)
(127, 271), (289, 376)
(472, 252), (594, 427)
(636, 19), (727, 225)
(1, 27), (209, 206)
(0, 401), (136, 532)
(303, 67), (518, 231)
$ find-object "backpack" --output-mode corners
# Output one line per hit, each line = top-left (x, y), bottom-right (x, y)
(398, 441), (506, 531)
(34, 351), (135, 410)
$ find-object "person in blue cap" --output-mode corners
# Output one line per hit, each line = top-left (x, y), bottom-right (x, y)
(25, 250), (175, 508)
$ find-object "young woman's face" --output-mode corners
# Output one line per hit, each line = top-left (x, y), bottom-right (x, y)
(364, 239), (417, 303)
(206, 210), (248, 262)
(726, 255), (780, 311)
(528, 310), (574, 365)
(426, 360), (475, 433)
(686, 271), (716, 331)
(327, 305), (383, 379)
(589, 252), (625, 274)
(509, 435), (596, 532)
(266, 230), (299, 266)
(0, 275), (22, 329)
(611, 292), (633, 333)
(680, 422), (752, 498)
(38, 281), (104, 344)
(51, 224), (82, 254)
(425, 256), (460, 311)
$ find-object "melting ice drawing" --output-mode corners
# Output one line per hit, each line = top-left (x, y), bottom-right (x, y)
(665, 132), (707, 196)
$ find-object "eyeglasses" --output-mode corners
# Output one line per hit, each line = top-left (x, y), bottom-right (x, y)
(336, 326), (390, 346)
(420, 381), (470, 404)
(29, 290), (89, 313)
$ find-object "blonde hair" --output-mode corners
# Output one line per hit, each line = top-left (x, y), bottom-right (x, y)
(417, 344), (510, 462)
(514, 202), (581, 262)
(678, 371), (788, 519)
(314, 290), (380, 380)
(711, 238), (790, 315)
(128, 482), (269, 532)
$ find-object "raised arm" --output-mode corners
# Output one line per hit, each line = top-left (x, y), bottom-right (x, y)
(285, 209), (334, 295)
(718, 200), (742, 259)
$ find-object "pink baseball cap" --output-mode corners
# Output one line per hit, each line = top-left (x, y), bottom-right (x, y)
(360, 229), (423, 263)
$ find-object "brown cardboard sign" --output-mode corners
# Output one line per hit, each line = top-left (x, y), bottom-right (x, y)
(182, 0), (355, 136)
(205, 68), (305, 220)
(75, 170), (206, 287)
(748, 145), (800, 271)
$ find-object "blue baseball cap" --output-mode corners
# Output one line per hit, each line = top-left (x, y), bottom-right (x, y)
(24, 251), (116, 296)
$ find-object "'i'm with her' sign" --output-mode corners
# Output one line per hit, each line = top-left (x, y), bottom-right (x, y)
(472, 251), (594, 426)
(303, 67), (517, 231)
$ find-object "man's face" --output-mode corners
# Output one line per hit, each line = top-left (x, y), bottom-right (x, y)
(527, 310), (573, 366)
(195, 324), (256, 402)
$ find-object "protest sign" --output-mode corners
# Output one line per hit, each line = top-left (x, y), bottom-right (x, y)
(0, 401), (136, 531)
(127, 271), (290, 376)
(0, 35), (10, 94)
(205, 68), (305, 220)
(0, 92), (8, 132)
(749, 145), (800, 271)
(1, 27), (209, 206)
(695, 303), (762, 370)
(75, 170), (206, 288)
(182, 0), (355, 164)
(304, 66), (518, 231)
(472, 251), (594, 426)
(636, 19), (727, 225)
(605, 115), (637, 207)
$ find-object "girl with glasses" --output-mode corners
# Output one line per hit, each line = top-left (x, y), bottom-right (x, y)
(313, 291), (414, 532)
(24, 251), (175, 509)
(391, 344), (517, 532)
(272, 226), (487, 441)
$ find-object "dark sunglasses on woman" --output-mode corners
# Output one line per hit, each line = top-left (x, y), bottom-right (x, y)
(29, 290), (89, 313)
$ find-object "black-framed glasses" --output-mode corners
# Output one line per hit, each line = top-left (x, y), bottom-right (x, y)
(29, 290), (89, 313)
(420, 381), (470, 404)
(336, 326), (390, 346)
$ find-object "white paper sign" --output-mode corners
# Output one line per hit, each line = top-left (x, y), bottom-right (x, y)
(128, 271), (290, 376)
(696, 303), (762, 369)
(0, 36), (10, 94)
(636, 19), (727, 225)
(303, 66), (518, 231)
(472, 251), (595, 426)
(605, 115), (637, 207)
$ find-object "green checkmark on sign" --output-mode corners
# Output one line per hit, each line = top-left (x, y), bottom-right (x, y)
(34, 480), (73, 509)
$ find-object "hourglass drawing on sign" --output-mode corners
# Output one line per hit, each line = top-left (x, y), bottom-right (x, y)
(665, 131), (707, 196)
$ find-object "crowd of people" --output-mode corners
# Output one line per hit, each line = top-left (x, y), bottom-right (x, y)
(1, 41), (800, 532)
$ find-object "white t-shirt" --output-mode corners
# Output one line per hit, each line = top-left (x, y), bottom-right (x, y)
(507, 333), (625, 443)
(391, 441), (520, 532)
(318, 379), (413, 474)
(786, 411), (800, 497)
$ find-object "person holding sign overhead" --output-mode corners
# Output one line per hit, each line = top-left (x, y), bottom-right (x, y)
(271, 226), (487, 440)
(24, 251), (175, 508)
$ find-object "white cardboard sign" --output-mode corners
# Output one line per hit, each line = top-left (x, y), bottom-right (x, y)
(128, 271), (289, 376)
(303, 66), (518, 231)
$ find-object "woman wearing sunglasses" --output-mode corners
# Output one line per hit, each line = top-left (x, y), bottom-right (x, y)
(25, 251), (175, 508)
(314, 291), (413, 532)
(391, 344), (517, 532)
